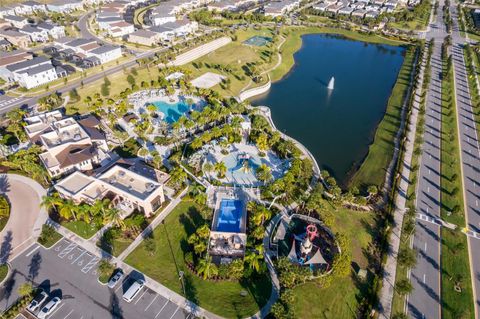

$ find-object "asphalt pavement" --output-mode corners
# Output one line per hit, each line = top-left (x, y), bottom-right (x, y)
(0, 239), (191, 319)
(450, 2), (480, 317)
(407, 3), (445, 318)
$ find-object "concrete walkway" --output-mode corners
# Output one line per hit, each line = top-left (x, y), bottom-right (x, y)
(377, 44), (428, 318)
(0, 174), (48, 263)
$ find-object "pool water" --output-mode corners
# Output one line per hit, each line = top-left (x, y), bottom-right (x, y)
(152, 100), (190, 124)
(216, 199), (243, 233)
(243, 36), (272, 46)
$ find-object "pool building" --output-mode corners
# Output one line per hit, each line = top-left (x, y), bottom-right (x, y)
(208, 191), (247, 264)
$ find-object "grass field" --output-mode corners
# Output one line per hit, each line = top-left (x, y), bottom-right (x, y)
(440, 51), (474, 319)
(292, 208), (376, 318)
(182, 27), (278, 96)
(0, 196), (9, 233)
(0, 264), (8, 283)
(350, 46), (416, 190)
(125, 199), (272, 318)
(61, 220), (102, 239)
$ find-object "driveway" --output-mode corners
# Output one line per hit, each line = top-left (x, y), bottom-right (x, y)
(0, 174), (47, 263)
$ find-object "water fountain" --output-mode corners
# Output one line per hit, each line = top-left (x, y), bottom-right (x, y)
(327, 76), (335, 90)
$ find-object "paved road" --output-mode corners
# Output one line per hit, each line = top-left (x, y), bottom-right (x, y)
(450, 2), (480, 317)
(0, 240), (191, 319)
(0, 175), (47, 263)
(407, 2), (445, 318)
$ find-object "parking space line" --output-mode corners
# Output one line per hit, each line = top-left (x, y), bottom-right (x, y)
(145, 295), (158, 311)
(155, 300), (169, 318)
(72, 251), (86, 264)
(81, 256), (99, 273)
(54, 239), (70, 252)
(169, 306), (179, 319)
(26, 246), (40, 257)
(58, 243), (77, 259)
(63, 309), (74, 319)
(49, 303), (64, 318)
(134, 289), (148, 305)
(114, 281), (124, 293)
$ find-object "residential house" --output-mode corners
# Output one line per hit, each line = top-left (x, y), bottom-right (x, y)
(37, 22), (66, 39)
(0, 50), (33, 80)
(128, 29), (159, 46)
(107, 21), (134, 38)
(3, 15), (29, 28)
(20, 25), (49, 42)
(0, 29), (31, 48)
(47, 0), (84, 13)
(88, 45), (122, 63)
(5, 56), (58, 89)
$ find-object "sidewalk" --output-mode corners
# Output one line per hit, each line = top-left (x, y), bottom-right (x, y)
(377, 44), (428, 318)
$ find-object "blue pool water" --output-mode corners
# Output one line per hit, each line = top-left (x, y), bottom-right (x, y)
(216, 199), (243, 233)
(152, 100), (190, 123)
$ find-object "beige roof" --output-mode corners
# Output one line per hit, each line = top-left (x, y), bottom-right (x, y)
(55, 171), (95, 195)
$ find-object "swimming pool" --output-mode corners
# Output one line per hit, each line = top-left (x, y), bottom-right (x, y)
(216, 199), (243, 233)
(243, 36), (272, 47)
(151, 100), (191, 124)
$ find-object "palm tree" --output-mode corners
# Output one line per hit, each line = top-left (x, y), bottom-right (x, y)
(256, 164), (272, 183)
(244, 251), (263, 272)
(41, 194), (62, 213)
(170, 167), (187, 187)
(197, 255), (218, 280)
(58, 199), (78, 221)
(104, 208), (124, 229)
(253, 206), (272, 226)
(214, 162), (227, 178)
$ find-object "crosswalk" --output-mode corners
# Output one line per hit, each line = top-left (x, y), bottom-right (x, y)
(0, 96), (23, 110)
(416, 212), (480, 240)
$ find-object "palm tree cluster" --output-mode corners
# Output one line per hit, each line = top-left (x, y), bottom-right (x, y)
(2, 145), (48, 184)
(41, 193), (123, 229)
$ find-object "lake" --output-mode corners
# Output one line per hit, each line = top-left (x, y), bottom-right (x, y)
(251, 33), (405, 186)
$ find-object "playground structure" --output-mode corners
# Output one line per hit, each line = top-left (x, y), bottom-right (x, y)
(274, 215), (337, 275)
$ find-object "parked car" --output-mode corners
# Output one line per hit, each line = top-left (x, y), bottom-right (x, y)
(27, 290), (48, 313)
(38, 297), (61, 319)
(0, 90), (5, 96)
(123, 279), (145, 303)
(107, 270), (124, 289)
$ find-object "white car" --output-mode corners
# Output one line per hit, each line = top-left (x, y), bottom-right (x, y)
(107, 270), (124, 289)
(27, 290), (48, 313)
(38, 297), (61, 319)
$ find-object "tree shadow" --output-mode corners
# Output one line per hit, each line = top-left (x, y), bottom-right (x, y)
(28, 251), (42, 283)
(0, 174), (10, 194)
(0, 269), (16, 311)
(0, 231), (13, 264)
(109, 291), (124, 319)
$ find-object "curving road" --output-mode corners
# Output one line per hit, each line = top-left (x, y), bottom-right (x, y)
(0, 174), (47, 263)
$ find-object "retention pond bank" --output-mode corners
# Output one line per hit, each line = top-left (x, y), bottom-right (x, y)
(252, 33), (406, 186)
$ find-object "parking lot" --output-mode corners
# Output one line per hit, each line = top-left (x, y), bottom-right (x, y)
(1, 239), (191, 319)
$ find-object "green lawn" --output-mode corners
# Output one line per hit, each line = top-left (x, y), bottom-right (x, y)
(125, 199), (272, 318)
(37, 224), (62, 248)
(0, 264), (8, 283)
(61, 220), (102, 239)
(182, 27), (278, 96)
(350, 46), (416, 190)
(292, 208), (376, 318)
(0, 195), (10, 232)
(440, 49), (474, 319)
